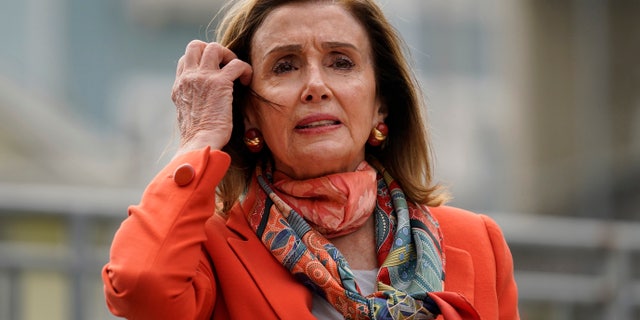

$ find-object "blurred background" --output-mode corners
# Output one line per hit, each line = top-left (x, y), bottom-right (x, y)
(0, 0), (638, 319)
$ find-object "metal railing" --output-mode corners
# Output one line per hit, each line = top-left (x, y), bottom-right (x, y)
(492, 212), (640, 319)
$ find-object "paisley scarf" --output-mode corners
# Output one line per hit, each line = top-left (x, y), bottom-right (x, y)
(245, 160), (445, 319)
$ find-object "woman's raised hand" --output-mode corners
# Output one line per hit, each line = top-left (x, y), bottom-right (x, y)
(171, 40), (252, 156)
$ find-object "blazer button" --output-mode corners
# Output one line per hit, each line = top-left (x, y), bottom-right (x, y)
(173, 163), (195, 186)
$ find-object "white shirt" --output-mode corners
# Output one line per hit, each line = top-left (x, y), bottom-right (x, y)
(311, 269), (378, 319)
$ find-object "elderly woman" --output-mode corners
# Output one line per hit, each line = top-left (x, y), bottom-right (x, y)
(102, 0), (519, 319)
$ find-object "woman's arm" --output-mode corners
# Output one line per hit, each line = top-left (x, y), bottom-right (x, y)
(102, 40), (250, 319)
(102, 148), (230, 320)
(481, 214), (520, 319)
(427, 206), (520, 319)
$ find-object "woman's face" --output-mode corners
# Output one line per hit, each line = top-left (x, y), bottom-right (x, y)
(247, 2), (384, 180)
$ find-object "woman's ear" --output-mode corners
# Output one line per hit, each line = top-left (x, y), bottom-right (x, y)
(243, 116), (255, 130)
(243, 103), (259, 130)
(375, 99), (388, 124)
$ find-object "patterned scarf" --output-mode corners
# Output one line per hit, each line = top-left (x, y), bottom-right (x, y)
(245, 161), (445, 319)
(271, 161), (377, 238)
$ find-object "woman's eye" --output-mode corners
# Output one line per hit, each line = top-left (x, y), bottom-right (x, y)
(272, 60), (298, 74)
(332, 56), (355, 70)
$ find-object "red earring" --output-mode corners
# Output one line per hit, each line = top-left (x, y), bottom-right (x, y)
(367, 122), (388, 147)
(244, 128), (264, 153)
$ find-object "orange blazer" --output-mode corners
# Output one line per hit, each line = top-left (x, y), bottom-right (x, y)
(103, 148), (519, 319)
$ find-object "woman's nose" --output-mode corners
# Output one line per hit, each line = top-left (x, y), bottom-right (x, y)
(301, 66), (331, 103)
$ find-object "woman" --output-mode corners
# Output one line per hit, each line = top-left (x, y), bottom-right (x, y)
(102, 0), (519, 319)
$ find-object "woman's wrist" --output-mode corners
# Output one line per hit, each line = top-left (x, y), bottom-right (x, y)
(174, 134), (227, 160)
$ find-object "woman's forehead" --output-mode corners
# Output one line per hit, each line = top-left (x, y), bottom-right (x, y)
(251, 2), (370, 57)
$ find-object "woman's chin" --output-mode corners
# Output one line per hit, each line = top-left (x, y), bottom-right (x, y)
(277, 146), (365, 178)
(303, 141), (360, 161)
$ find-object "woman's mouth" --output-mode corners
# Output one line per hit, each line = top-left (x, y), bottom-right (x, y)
(295, 120), (340, 129)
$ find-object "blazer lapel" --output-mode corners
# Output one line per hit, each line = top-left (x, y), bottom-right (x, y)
(225, 202), (315, 319)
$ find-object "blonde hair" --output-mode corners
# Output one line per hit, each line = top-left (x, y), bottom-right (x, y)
(212, 0), (449, 212)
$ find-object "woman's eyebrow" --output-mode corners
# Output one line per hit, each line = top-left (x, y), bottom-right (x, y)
(322, 41), (357, 50)
(263, 41), (357, 58)
(264, 44), (302, 58)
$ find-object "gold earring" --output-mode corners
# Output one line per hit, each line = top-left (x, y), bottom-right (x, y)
(244, 128), (264, 153)
(367, 122), (388, 147)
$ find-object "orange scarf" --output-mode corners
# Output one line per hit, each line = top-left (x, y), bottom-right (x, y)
(271, 161), (377, 238)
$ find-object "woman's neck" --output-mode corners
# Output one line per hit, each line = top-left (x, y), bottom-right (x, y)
(329, 214), (378, 270)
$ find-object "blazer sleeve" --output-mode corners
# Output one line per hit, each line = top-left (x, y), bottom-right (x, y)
(102, 147), (230, 320)
(481, 214), (520, 319)
(428, 206), (520, 319)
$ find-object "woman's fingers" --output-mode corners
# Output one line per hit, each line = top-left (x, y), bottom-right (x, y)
(200, 43), (252, 84)
(176, 56), (185, 77)
(182, 40), (207, 70)
(200, 42), (237, 70)
(222, 58), (253, 86)
(177, 41), (252, 84)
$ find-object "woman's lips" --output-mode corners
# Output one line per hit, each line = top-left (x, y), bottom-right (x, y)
(295, 119), (340, 129)
(295, 115), (341, 130)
